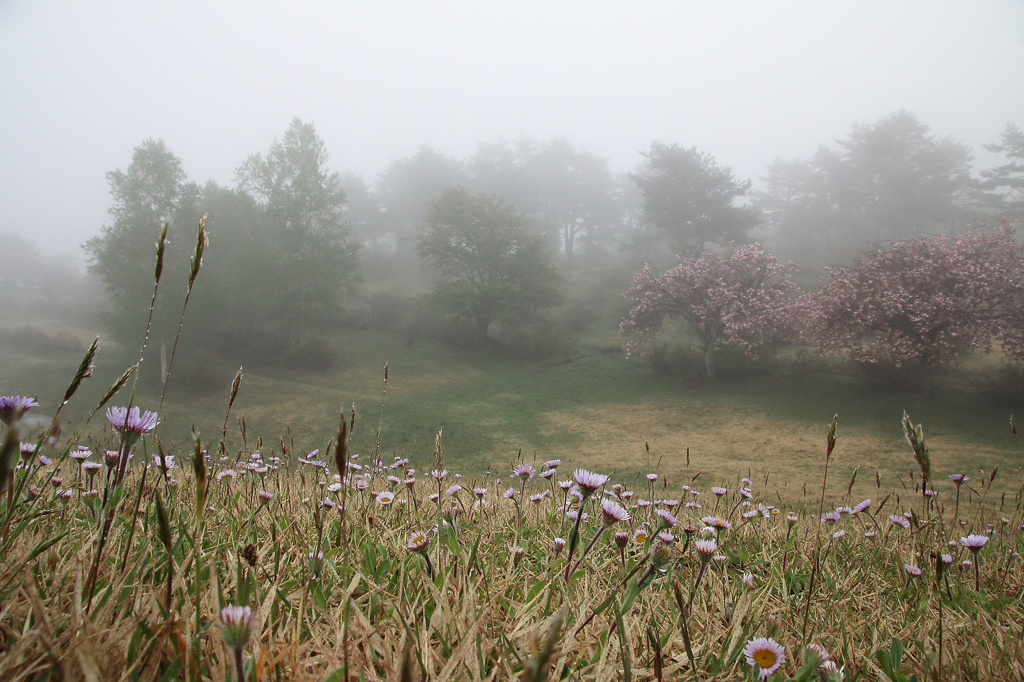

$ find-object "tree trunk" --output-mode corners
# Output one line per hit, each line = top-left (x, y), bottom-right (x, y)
(920, 362), (934, 398)
(475, 314), (491, 345)
(704, 345), (717, 380)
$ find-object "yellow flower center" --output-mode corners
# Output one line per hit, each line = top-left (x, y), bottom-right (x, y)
(753, 649), (777, 668)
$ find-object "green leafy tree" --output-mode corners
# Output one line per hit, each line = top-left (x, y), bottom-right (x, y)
(631, 142), (759, 257)
(982, 123), (1024, 224)
(376, 146), (469, 260)
(417, 186), (560, 342)
(83, 139), (200, 349)
(757, 111), (978, 267)
(235, 118), (360, 346)
(523, 137), (619, 265)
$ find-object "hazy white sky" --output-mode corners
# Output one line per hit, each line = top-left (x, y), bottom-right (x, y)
(2, 0), (1022, 264)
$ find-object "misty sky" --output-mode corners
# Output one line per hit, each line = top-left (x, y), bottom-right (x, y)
(2, 0), (1023, 265)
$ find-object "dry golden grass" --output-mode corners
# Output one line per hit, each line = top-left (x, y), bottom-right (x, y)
(1, 434), (1022, 681)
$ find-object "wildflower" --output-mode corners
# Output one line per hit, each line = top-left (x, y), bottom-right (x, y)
(216, 469), (236, 482)
(661, 498), (680, 508)
(512, 545), (526, 567)
(445, 484), (462, 496)
(620, 490), (634, 501)
(646, 473), (658, 482)
(742, 572), (754, 589)
(636, 498), (651, 508)
(786, 512), (799, 527)
(0, 396), (39, 425)
(694, 538), (717, 562)
(819, 660), (845, 682)
(216, 604), (254, 650)
(152, 454), (176, 469)
(888, 514), (910, 529)
(472, 499), (487, 512)
(327, 482), (342, 493)
(852, 499), (871, 514)
(512, 463), (535, 481)
(473, 487), (487, 498)
(832, 529), (846, 540)
(557, 479), (573, 491)
(835, 506), (852, 516)
(539, 468), (556, 479)
(864, 530), (878, 540)
(702, 516), (732, 532)
(681, 523), (697, 537)
(904, 564), (922, 577)
(406, 530), (430, 552)
(257, 490), (273, 505)
(376, 491), (395, 506)
(949, 473), (968, 484)
(821, 510), (841, 524)
(804, 643), (830, 663)
(530, 492), (547, 504)
(742, 510), (759, 519)
(544, 459), (561, 469)
(743, 637), (785, 680)
(712, 486), (727, 496)
(322, 498), (336, 510)
(572, 468), (609, 498)
(633, 527), (649, 545)
(656, 509), (678, 527)
(38, 455), (52, 466)
(503, 487), (516, 499)
(50, 476), (63, 488)
(614, 530), (629, 549)
(430, 469), (448, 481)
(657, 531), (675, 544)
(19, 443), (37, 461)
(69, 447), (91, 462)
(82, 460), (102, 475)
(552, 537), (566, 557)
(941, 553), (953, 565)
(738, 487), (753, 499)
(106, 406), (159, 446)
(960, 534), (988, 551)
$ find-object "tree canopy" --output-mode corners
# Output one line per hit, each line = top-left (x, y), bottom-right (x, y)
(631, 142), (759, 257)
(417, 186), (560, 341)
(85, 121), (360, 368)
(982, 123), (1024, 225)
(757, 111), (978, 267)
(620, 245), (800, 379)
(809, 221), (1024, 395)
(83, 139), (201, 349)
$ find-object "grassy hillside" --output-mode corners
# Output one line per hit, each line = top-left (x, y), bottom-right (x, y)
(1, 313), (1019, 507)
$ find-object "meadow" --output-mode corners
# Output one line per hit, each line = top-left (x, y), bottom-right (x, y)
(1, 293), (1023, 680)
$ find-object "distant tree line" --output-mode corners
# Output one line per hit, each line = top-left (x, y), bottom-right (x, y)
(80, 113), (1023, 387)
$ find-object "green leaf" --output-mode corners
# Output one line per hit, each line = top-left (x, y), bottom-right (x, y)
(619, 577), (640, 615)
(890, 638), (903, 672)
(322, 666), (349, 682)
(157, 656), (183, 682)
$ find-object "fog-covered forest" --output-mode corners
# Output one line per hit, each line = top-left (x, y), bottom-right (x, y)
(4, 113), (1020, 398)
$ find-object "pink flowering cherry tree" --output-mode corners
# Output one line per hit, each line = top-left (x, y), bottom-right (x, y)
(620, 244), (801, 379)
(811, 220), (1024, 395)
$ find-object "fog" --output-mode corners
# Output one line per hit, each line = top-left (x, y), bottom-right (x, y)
(2, 0), (1022, 265)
